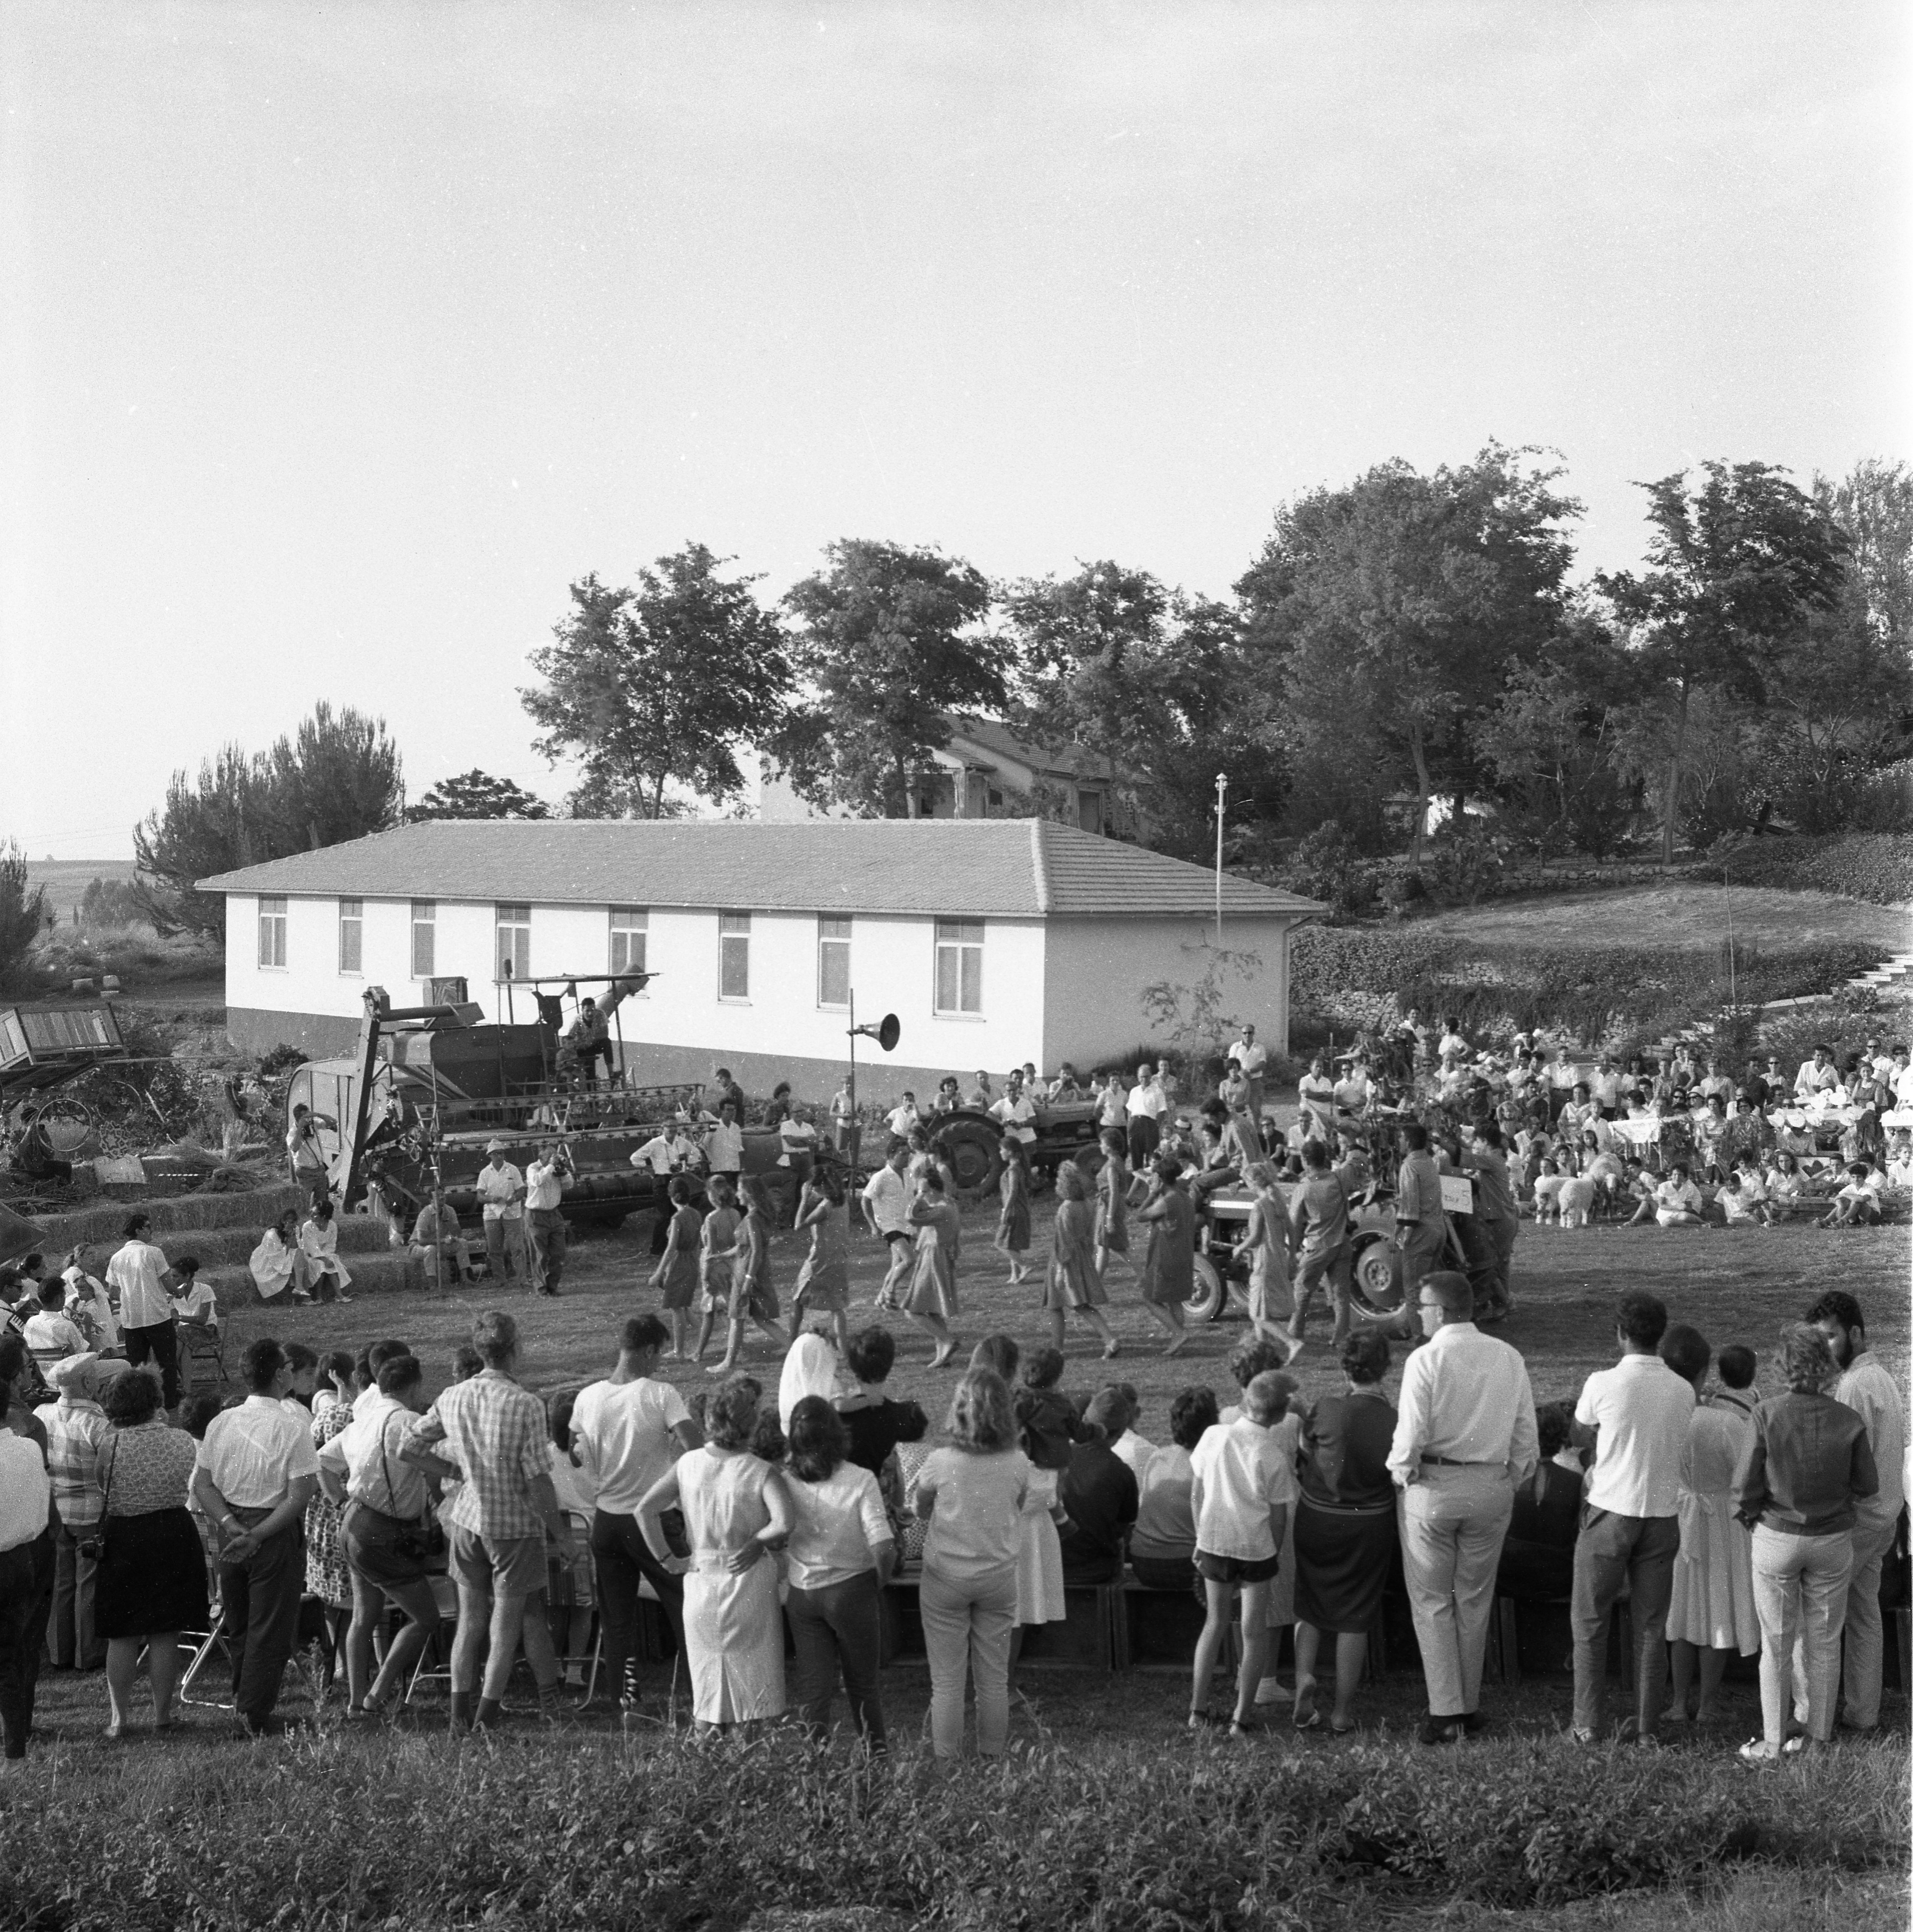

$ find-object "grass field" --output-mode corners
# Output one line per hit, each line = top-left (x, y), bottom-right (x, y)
(21, 858), (140, 921)
(2, 1196), (1908, 1926)
(1417, 883), (1912, 953)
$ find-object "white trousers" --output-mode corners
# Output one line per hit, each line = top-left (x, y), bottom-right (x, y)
(1398, 1466), (1513, 1719)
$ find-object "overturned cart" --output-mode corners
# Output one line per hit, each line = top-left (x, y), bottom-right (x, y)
(290, 976), (730, 1231)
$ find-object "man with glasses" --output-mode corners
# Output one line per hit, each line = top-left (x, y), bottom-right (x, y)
(1387, 1271), (1538, 1745)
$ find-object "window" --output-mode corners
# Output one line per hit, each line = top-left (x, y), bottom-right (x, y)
(1078, 790), (1103, 835)
(338, 898), (363, 974)
(609, 907), (648, 977)
(817, 915), (851, 1009)
(410, 901), (436, 979)
(496, 903), (531, 982)
(257, 896), (287, 969)
(934, 919), (983, 1015)
(719, 911), (751, 1000)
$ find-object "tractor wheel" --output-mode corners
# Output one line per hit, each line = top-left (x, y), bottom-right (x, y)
(934, 1118), (1003, 1197)
(1185, 1253), (1228, 1324)
(1351, 1235), (1405, 1317)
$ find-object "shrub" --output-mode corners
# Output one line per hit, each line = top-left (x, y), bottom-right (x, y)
(1707, 834), (1913, 906)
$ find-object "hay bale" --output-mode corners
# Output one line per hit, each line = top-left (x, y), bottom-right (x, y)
(30, 1186), (305, 1252)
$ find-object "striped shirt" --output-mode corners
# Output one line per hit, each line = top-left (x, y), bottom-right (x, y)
(40, 1397), (110, 1529)
(402, 1369), (550, 1539)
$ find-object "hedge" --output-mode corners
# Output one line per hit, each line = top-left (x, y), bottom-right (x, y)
(1291, 927), (1885, 1047)
(1708, 834), (1913, 908)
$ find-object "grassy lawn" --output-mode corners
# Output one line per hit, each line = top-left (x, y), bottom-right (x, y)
(3, 1198), (1906, 1927)
(1414, 883), (1913, 953)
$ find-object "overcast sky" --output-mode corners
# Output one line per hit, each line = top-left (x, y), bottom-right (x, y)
(3, 1), (1907, 859)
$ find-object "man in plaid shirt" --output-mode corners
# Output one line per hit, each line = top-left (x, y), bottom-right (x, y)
(401, 1311), (574, 1730)
(38, 1355), (118, 1670)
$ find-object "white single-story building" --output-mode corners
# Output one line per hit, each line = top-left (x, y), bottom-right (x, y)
(200, 820), (1324, 1095)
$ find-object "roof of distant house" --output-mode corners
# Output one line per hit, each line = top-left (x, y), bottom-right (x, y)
(199, 820), (1325, 921)
(942, 715), (1125, 783)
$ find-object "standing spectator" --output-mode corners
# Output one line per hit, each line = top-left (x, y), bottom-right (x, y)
(0, 1338), (53, 1772)
(285, 1102), (335, 1206)
(316, 1349), (442, 1716)
(1057, 1389), (1139, 1584)
(1287, 1139), (1353, 1351)
(1125, 1063), (1166, 1171)
(1393, 1124), (1446, 1299)
(298, 1201), (353, 1304)
(1292, 1333), (1399, 1735)
(1461, 1122), (1519, 1318)
(1568, 1293), (1694, 1745)
(704, 1096), (746, 1191)
(834, 1326), (929, 1525)
(1188, 1370), (1297, 1736)
(105, 1214), (181, 1413)
(782, 1396), (893, 1750)
(38, 1354), (115, 1674)
(1227, 1024), (1269, 1125)
(399, 1312), (577, 1731)
(524, 1140), (572, 1297)
(573, 1316), (700, 1704)
(474, 1141), (527, 1284)
(1734, 1324), (1879, 1762)
(1044, 1161), (1119, 1357)
(190, 1339), (322, 1736)
(1128, 1386), (1218, 1590)
(95, 1362), (208, 1737)
(1803, 1291), (1905, 1734)
(638, 1376), (791, 1732)
(829, 1073), (856, 1157)
(1387, 1271), (1539, 1745)
(909, 1368), (1030, 1763)
(861, 1141), (915, 1313)
(1133, 1158), (1194, 1358)
(1658, 1326), (1758, 1726)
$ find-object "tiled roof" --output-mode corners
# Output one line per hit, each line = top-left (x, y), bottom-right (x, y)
(943, 716), (1124, 783)
(200, 820), (1325, 921)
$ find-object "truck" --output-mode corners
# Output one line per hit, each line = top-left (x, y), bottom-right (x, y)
(288, 979), (784, 1231)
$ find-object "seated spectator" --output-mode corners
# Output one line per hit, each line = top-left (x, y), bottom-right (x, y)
(1056, 1390), (1139, 1585)
(1014, 1346), (1087, 1474)
(1821, 1161), (1883, 1228)
(23, 1277), (89, 1367)
(1532, 1159), (1568, 1223)
(1773, 1114), (1817, 1162)
(1129, 1387), (1217, 1589)
(248, 1211), (308, 1304)
(1764, 1149), (1809, 1221)
(834, 1327), (929, 1527)
(1885, 1134), (1913, 1190)
(1495, 1401), (1584, 1602)
(169, 1257), (220, 1332)
(1630, 1162), (1703, 1228)
(61, 1248), (120, 1357)
(1104, 1383), (1156, 1481)
(1718, 1156), (1771, 1226)
(407, 1199), (476, 1284)
(298, 1202), (353, 1304)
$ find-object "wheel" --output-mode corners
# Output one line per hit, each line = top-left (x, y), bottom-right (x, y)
(1351, 1236), (1403, 1316)
(933, 1117), (1002, 1196)
(1184, 1253), (1227, 1324)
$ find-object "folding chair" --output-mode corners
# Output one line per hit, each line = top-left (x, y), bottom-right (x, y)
(180, 1321), (230, 1389)
(405, 1572), (463, 1706)
(179, 1603), (236, 1709)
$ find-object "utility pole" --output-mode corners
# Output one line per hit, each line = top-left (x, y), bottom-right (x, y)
(1214, 772), (1228, 949)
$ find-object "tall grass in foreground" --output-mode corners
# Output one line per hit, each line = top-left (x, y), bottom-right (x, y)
(0, 1723), (1904, 1930)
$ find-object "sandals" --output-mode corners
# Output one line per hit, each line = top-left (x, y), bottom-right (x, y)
(1292, 1680), (1321, 1731)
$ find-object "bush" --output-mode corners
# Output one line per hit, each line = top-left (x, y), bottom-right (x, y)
(1707, 834), (1913, 906)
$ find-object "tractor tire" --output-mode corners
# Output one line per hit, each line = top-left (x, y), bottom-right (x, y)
(1351, 1235), (1405, 1317)
(1185, 1253), (1228, 1324)
(934, 1117), (1003, 1197)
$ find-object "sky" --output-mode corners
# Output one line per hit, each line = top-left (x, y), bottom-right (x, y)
(3, 0), (1908, 859)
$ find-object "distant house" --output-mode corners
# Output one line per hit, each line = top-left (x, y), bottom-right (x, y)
(760, 715), (1137, 836)
(199, 819), (1324, 1092)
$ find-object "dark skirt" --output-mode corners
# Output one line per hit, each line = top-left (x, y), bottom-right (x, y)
(97, 1509), (210, 1639)
(1293, 1499), (1396, 1636)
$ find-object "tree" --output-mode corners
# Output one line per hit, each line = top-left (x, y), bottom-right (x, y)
(1817, 456), (1913, 651)
(522, 546), (793, 819)
(0, 842), (47, 992)
(1001, 561), (1286, 859)
(406, 770), (551, 822)
(1598, 461), (1850, 862)
(132, 706), (405, 941)
(78, 876), (146, 927)
(1240, 445), (1580, 863)
(771, 541), (1004, 817)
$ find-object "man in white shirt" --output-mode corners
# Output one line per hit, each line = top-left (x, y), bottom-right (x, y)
(1125, 1061), (1167, 1169)
(1227, 1025), (1270, 1124)
(285, 1102), (335, 1206)
(191, 1337), (322, 1736)
(105, 1212), (181, 1410)
(991, 1074), (1038, 1148)
(1806, 1290), (1907, 1732)
(22, 1280), (88, 1365)
(523, 1140), (572, 1297)
(473, 1141), (526, 1284)
(1020, 1062), (1050, 1105)
(703, 1097), (745, 1186)
(1567, 1294), (1693, 1744)
(861, 1141), (914, 1310)
(1794, 1046), (1838, 1100)
(571, 1313), (702, 1702)
(884, 1094), (921, 1140)
(1889, 1045), (1913, 1111)
(1590, 1056), (1622, 1118)
(829, 1077), (856, 1154)
(1387, 1270), (1539, 1743)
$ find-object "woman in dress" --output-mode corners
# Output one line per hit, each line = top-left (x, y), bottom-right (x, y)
(905, 1170), (962, 1369)
(691, 1176), (742, 1366)
(995, 1140), (1033, 1284)
(1658, 1325), (1758, 1726)
(1763, 1149), (1809, 1222)
(1291, 1332), (1398, 1734)
(1133, 1156), (1194, 1357)
(792, 1167), (852, 1355)
(639, 1375), (793, 1731)
(248, 1209), (305, 1304)
(305, 1354), (360, 1692)
(1734, 1324), (1878, 1762)
(782, 1396), (893, 1750)
(909, 1367), (1031, 1762)
(1044, 1160), (1118, 1357)
(1094, 1128), (1131, 1283)
(709, 1179), (789, 1377)
(95, 1365), (207, 1736)
(1233, 1163), (1291, 1346)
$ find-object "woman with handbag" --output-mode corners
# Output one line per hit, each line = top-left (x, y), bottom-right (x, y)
(96, 1366), (207, 1738)
(316, 1353), (444, 1716)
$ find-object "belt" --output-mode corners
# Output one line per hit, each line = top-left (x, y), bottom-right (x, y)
(1420, 1455), (1502, 1468)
